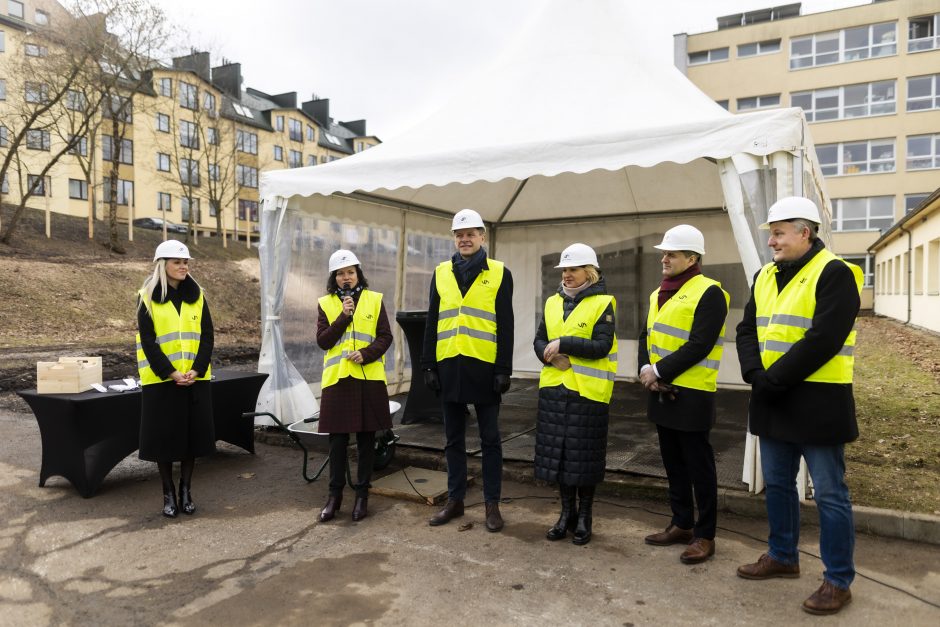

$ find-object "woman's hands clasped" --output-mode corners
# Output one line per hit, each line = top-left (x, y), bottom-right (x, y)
(171, 369), (198, 386)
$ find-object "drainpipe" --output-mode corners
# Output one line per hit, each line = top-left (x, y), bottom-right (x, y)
(899, 224), (912, 324)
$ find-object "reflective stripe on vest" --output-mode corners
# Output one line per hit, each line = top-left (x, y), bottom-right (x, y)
(539, 293), (618, 404)
(318, 289), (387, 389)
(646, 274), (729, 392)
(136, 289), (211, 385)
(754, 248), (862, 383)
(435, 259), (504, 363)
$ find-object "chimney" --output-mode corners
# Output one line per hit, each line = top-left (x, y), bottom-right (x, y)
(211, 63), (242, 100)
(340, 119), (367, 136)
(172, 51), (211, 83)
(301, 98), (330, 128)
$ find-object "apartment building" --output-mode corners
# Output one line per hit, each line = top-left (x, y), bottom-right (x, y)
(675, 0), (940, 308)
(0, 1), (380, 240)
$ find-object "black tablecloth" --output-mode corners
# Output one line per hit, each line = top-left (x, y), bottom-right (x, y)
(395, 310), (442, 424)
(17, 369), (268, 498)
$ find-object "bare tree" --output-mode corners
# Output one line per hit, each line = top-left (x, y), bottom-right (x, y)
(201, 114), (239, 244)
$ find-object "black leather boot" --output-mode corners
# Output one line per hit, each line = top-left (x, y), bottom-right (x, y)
(319, 493), (343, 522)
(351, 495), (368, 521)
(546, 483), (578, 541)
(162, 486), (179, 518)
(179, 482), (196, 515)
(572, 485), (595, 545)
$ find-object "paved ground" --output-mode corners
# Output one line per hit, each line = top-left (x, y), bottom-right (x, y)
(2, 407), (939, 626)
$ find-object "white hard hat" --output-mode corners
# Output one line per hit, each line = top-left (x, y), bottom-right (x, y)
(760, 196), (822, 229)
(328, 249), (361, 272)
(654, 225), (706, 255)
(555, 243), (600, 269)
(451, 208), (485, 231)
(153, 239), (191, 262)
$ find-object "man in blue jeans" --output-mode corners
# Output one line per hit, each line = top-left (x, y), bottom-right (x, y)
(735, 197), (863, 615)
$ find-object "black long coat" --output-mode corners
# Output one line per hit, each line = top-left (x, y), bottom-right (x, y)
(736, 240), (860, 445)
(137, 276), (216, 462)
(637, 282), (728, 432)
(533, 280), (615, 486)
(420, 254), (514, 406)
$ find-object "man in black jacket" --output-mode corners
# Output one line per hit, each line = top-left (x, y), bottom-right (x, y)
(421, 208), (514, 532)
(735, 197), (862, 616)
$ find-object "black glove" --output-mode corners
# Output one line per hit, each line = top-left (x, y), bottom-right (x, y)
(751, 370), (787, 399)
(494, 374), (511, 395)
(423, 369), (441, 395)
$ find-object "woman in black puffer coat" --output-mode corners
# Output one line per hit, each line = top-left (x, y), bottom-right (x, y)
(534, 243), (616, 545)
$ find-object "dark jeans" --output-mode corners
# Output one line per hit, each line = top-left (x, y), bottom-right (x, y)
(328, 431), (376, 498)
(443, 401), (502, 503)
(656, 424), (717, 540)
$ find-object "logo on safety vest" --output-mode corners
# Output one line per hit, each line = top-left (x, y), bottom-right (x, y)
(482, 279), (489, 285)
(366, 313), (374, 320)
(578, 322), (587, 328)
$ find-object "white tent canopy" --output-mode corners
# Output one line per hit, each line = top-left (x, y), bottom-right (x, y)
(257, 1), (828, 495)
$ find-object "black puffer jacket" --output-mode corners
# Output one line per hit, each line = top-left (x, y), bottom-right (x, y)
(533, 279), (615, 486)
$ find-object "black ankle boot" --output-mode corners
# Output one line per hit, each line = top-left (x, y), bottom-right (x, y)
(546, 483), (578, 541)
(162, 487), (179, 518)
(572, 485), (595, 545)
(179, 482), (195, 515)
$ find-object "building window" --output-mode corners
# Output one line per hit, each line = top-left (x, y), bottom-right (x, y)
(907, 74), (940, 112)
(69, 135), (87, 157)
(236, 165), (258, 188)
(238, 199), (259, 221)
(307, 125), (316, 141)
(236, 130), (258, 154)
(181, 197), (201, 223)
(273, 145), (283, 161)
(817, 139), (895, 176)
(179, 120), (199, 149)
(203, 92), (216, 112)
(207, 127), (219, 145)
(26, 174), (46, 197)
(156, 113), (170, 133)
(288, 149), (302, 168)
(831, 196), (894, 232)
(8, 1), (24, 19)
(737, 39), (781, 58)
(102, 135), (133, 164)
(65, 90), (86, 111)
(25, 81), (48, 103)
(179, 81), (197, 109)
(909, 14), (939, 53)
(25, 129), (50, 150)
(288, 119), (302, 142)
(905, 193), (929, 213)
(906, 134), (940, 170)
(102, 178), (133, 205)
(737, 94), (780, 111)
(68, 179), (88, 200)
(106, 95), (132, 122)
(159, 77), (172, 97)
(0, 125), (8, 148)
(156, 152), (170, 172)
(0, 79), (5, 101)
(179, 158), (200, 186)
(791, 80), (895, 122)
(842, 255), (874, 288)
(307, 154), (316, 166)
(24, 43), (47, 57)
(790, 22), (896, 70)
(688, 47), (729, 65)
(0, 30), (5, 52)
(157, 192), (172, 211)
(1, 174), (6, 193)
(34, 8), (48, 25)
(208, 163), (219, 181)
(275, 115), (284, 131)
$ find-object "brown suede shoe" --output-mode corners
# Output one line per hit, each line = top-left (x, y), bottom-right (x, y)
(802, 581), (852, 615)
(737, 553), (800, 580)
(485, 501), (504, 532)
(428, 499), (464, 526)
(644, 524), (693, 547)
(680, 538), (715, 564)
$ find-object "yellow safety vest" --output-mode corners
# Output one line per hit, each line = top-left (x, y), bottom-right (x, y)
(539, 293), (618, 404)
(136, 289), (211, 386)
(318, 289), (387, 389)
(754, 248), (862, 383)
(435, 259), (504, 364)
(646, 275), (729, 392)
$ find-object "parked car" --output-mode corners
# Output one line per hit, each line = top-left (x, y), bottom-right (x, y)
(133, 217), (188, 234)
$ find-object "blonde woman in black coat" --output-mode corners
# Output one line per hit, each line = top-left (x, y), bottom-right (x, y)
(534, 243), (617, 545)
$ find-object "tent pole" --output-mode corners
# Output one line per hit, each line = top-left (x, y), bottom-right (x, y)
(393, 209), (408, 395)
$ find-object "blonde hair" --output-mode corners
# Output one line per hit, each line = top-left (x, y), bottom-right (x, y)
(137, 259), (200, 317)
(559, 265), (600, 288)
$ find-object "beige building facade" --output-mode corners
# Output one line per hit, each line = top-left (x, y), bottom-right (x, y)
(0, 2), (380, 241)
(676, 0), (940, 309)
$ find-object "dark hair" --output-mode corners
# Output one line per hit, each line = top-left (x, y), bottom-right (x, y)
(326, 265), (369, 294)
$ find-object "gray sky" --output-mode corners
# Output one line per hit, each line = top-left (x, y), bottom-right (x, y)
(159, 0), (865, 140)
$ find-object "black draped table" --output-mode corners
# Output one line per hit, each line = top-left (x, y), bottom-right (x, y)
(17, 369), (268, 498)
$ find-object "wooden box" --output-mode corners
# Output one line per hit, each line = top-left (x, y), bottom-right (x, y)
(36, 357), (103, 394)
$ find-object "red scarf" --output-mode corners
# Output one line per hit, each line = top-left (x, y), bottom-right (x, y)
(657, 264), (701, 309)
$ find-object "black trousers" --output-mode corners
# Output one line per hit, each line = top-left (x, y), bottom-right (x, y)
(656, 424), (717, 540)
(328, 432), (376, 498)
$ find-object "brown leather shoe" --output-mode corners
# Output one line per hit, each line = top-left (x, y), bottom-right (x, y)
(319, 493), (342, 522)
(644, 524), (693, 546)
(737, 553), (800, 580)
(802, 581), (852, 615)
(485, 501), (504, 532)
(428, 499), (464, 526)
(351, 496), (368, 522)
(680, 538), (715, 564)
